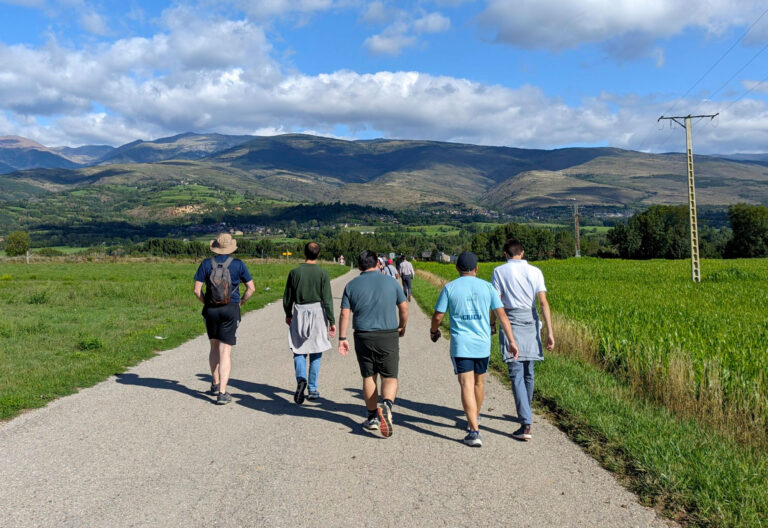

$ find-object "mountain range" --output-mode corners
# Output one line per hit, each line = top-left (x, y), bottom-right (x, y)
(2, 132), (768, 220)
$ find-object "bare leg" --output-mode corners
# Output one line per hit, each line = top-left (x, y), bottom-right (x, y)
(474, 373), (485, 425)
(380, 377), (398, 403)
(218, 343), (232, 394)
(458, 372), (479, 431)
(209, 339), (221, 385)
(363, 375), (379, 411)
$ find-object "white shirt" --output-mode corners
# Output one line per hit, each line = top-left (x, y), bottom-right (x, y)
(398, 261), (415, 276)
(491, 259), (547, 310)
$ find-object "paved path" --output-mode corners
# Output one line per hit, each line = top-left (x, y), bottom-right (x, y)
(1, 271), (673, 528)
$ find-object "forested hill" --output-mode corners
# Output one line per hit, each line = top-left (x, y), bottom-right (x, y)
(2, 133), (768, 214)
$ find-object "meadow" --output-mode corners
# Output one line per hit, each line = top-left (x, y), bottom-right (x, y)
(0, 259), (348, 421)
(413, 258), (768, 527)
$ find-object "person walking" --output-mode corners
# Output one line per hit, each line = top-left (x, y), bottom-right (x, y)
(382, 258), (398, 280)
(338, 250), (408, 438)
(491, 239), (555, 440)
(398, 255), (415, 301)
(283, 241), (337, 404)
(193, 233), (255, 405)
(430, 252), (518, 447)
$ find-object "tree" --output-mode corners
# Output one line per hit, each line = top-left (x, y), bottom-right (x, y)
(725, 204), (768, 258)
(5, 231), (30, 257)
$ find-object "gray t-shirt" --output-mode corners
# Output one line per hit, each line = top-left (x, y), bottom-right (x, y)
(341, 270), (407, 331)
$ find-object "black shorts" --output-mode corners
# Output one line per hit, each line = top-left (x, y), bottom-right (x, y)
(354, 330), (399, 379)
(202, 303), (241, 345)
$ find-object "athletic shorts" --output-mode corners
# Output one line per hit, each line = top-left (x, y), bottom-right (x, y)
(202, 303), (241, 345)
(452, 356), (489, 375)
(353, 330), (399, 378)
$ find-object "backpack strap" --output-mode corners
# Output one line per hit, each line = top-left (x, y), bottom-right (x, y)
(221, 256), (233, 269)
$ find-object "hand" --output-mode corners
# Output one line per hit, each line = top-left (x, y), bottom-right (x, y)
(546, 335), (555, 351)
(398, 326), (406, 337)
(430, 329), (441, 343)
(285, 316), (292, 326)
(338, 340), (350, 356)
(240, 299), (247, 307)
(328, 324), (337, 338)
(490, 325), (497, 335)
(510, 342), (520, 361)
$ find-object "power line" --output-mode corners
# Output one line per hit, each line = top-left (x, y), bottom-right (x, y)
(635, 6), (768, 153)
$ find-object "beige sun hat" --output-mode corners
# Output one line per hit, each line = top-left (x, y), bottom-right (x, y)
(210, 233), (238, 254)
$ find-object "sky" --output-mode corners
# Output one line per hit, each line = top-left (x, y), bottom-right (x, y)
(1, 0), (768, 154)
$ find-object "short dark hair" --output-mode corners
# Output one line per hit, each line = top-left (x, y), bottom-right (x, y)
(503, 238), (524, 257)
(358, 250), (379, 270)
(304, 241), (320, 260)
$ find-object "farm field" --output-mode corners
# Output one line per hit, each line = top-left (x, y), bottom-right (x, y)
(413, 258), (768, 527)
(0, 260), (348, 421)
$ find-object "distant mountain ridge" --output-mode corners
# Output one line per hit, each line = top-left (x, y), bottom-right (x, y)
(1, 133), (768, 215)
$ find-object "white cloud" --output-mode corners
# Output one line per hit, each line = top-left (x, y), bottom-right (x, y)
(80, 10), (109, 36)
(476, 0), (765, 56)
(413, 12), (450, 34)
(2, 4), (768, 154)
(237, 0), (337, 19)
(365, 9), (451, 55)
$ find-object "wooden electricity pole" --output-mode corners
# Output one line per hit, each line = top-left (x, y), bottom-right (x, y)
(657, 113), (718, 283)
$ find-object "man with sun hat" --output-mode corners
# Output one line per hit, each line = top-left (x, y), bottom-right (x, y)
(193, 233), (255, 404)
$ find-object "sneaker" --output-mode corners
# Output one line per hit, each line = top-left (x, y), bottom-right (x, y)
(377, 402), (393, 438)
(362, 416), (380, 431)
(209, 383), (219, 395)
(307, 391), (320, 401)
(512, 425), (532, 440)
(216, 392), (233, 405)
(463, 431), (483, 447)
(294, 378), (307, 405)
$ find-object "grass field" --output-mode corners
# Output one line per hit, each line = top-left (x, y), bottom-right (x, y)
(413, 259), (768, 528)
(0, 259), (348, 421)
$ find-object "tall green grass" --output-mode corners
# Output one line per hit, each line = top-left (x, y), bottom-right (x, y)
(413, 260), (768, 527)
(0, 260), (348, 420)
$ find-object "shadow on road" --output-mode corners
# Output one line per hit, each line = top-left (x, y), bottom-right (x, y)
(115, 373), (214, 404)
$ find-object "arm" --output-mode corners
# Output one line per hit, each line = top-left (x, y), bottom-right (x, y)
(337, 308), (351, 356)
(282, 272), (294, 325)
(397, 301), (409, 337)
(537, 291), (555, 351)
(493, 307), (519, 360)
(430, 311), (444, 342)
(193, 281), (205, 305)
(321, 273), (336, 334)
(240, 280), (255, 307)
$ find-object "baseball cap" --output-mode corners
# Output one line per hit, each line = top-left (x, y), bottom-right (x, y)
(456, 251), (478, 272)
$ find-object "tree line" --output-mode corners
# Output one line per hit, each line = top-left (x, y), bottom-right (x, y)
(607, 204), (768, 259)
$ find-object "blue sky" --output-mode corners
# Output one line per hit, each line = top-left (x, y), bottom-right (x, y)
(1, 0), (768, 154)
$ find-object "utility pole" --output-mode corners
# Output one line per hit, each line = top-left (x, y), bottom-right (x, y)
(572, 202), (581, 258)
(657, 113), (718, 283)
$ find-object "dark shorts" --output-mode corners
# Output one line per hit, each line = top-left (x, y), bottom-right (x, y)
(202, 303), (241, 345)
(354, 330), (399, 378)
(452, 356), (489, 375)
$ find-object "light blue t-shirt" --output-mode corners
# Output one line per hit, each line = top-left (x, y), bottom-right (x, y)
(434, 276), (503, 358)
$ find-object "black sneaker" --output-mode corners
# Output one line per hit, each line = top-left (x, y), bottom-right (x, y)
(377, 402), (393, 438)
(463, 431), (482, 447)
(512, 425), (532, 440)
(294, 378), (307, 405)
(209, 383), (219, 395)
(307, 391), (320, 401)
(216, 392), (233, 405)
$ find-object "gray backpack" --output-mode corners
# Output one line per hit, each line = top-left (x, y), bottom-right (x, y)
(206, 256), (233, 305)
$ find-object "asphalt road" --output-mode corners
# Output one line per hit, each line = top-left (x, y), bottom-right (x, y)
(0, 270), (674, 527)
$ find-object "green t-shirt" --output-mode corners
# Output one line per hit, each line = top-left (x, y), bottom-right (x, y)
(283, 263), (335, 325)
